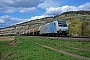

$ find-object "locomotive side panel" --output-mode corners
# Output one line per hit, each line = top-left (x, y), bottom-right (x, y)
(40, 23), (50, 34)
(40, 22), (56, 34)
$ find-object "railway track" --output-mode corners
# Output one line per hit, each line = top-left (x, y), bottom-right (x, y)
(29, 36), (90, 41)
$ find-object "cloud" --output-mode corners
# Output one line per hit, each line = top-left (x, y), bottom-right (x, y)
(78, 2), (90, 10)
(38, 0), (59, 9)
(4, 0), (44, 8)
(45, 2), (90, 15)
(0, 15), (29, 28)
(0, 0), (43, 13)
(0, 7), (37, 13)
(30, 15), (47, 20)
(0, 19), (4, 23)
(19, 7), (37, 13)
(45, 7), (62, 15)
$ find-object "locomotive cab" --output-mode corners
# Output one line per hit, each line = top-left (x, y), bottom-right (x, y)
(54, 20), (68, 35)
(57, 20), (68, 35)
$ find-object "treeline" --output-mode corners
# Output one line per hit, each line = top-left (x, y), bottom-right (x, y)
(61, 11), (90, 15)
(68, 18), (90, 36)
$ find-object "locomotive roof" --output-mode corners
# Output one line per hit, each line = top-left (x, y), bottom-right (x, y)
(57, 20), (66, 24)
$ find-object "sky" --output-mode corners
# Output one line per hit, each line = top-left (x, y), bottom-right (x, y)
(0, 0), (90, 28)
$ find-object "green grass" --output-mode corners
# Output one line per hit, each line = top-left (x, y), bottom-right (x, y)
(27, 36), (90, 58)
(0, 36), (81, 60)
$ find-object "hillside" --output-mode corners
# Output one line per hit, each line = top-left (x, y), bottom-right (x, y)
(61, 11), (90, 15)
(0, 11), (90, 36)
(18, 10), (90, 36)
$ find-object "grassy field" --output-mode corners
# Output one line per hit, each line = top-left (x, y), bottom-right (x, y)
(28, 37), (90, 57)
(0, 36), (90, 60)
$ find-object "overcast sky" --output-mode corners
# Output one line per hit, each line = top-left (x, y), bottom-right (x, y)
(0, 0), (90, 28)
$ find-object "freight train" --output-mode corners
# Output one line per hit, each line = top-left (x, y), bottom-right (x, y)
(0, 20), (68, 36)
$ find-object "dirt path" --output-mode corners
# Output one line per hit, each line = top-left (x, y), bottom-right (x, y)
(35, 43), (90, 60)
(67, 47), (90, 52)
(0, 36), (15, 41)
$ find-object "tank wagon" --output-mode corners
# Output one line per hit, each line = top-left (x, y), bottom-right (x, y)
(40, 20), (68, 36)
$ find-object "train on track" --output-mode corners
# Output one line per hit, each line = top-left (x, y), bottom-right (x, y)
(0, 20), (69, 36)
(40, 20), (68, 36)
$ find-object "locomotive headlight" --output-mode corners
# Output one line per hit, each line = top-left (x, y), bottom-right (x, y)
(57, 29), (62, 33)
(65, 28), (68, 31)
(59, 29), (61, 31)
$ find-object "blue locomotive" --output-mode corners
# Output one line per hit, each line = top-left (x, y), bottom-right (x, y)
(40, 20), (68, 36)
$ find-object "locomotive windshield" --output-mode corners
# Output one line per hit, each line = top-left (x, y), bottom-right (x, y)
(58, 21), (67, 27)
